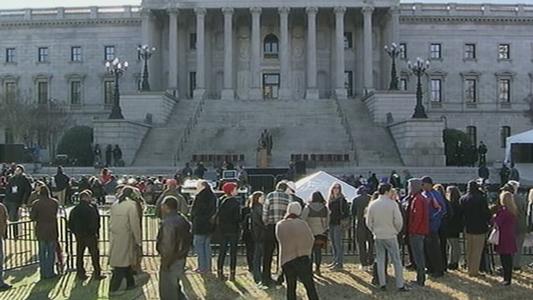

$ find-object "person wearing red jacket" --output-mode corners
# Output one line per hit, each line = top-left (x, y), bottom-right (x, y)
(406, 178), (429, 287)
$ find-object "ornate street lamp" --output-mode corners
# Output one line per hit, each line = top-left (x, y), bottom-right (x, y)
(407, 58), (430, 119)
(106, 57), (128, 119)
(138, 45), (156, 91)
(384, 43), (400, 90)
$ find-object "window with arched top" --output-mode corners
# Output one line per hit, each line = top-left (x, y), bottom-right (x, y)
(263, 34), (279, 58)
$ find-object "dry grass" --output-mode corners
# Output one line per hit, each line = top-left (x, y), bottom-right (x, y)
(1, 256), (533, 299)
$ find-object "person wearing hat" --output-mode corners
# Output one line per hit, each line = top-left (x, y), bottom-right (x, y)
(420, 176), (446, 278)
(276, 202), (318, 300)
(351, 186), (374, 270)
(459, 180), (490, 277)
(216, 182), (241, 281)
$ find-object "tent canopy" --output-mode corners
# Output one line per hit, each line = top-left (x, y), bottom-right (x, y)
(295, 171), (359, 203)
(505, 129), (533, 163)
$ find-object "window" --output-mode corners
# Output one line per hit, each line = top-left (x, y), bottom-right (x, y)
(430, 43), (441, 59)
(189, 33), (197, 50)
(37, 81), (48, 104)
(430, 79), (442, 102)
(399, 43), (407, 59)
(71, 46), (82, 62)
(464, 43), (476, 60)
(189, 72), (196, 98)
(344, 32), (353, 49)
(498, 44), (510, 59)
(263, 34), (279, 59)
(501, 126), (511, 148)
(465, 79), (477, 103)
(5, 48), (15, 63)
(400, 78), (408, 91)
(104, 80), (114, 106)
(344, 71), (353, 97)
(466, 126), (477, 145)
(4, 82), (17, 103)
(70, 81), (81, 105)
(104, 46), (115, 61)
(498, 79), (511, 103)
(38, 47), (49, 62)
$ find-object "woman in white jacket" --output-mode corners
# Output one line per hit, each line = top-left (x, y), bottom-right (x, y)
(301, 191), (329, 275)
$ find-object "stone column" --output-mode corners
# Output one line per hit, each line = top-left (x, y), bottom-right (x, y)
(305, 7), (319, 100)
(221, 7), (235, 100)
(278, 7), (291, 100)
(334, 6), (347, 99)
(194, 8), (207, 99)
(141, 9), (157, 90)
(167, 8), (179, 97)
(390, 6), (400, 46)
(249, 7), (262, 100)
(363, 6), (374, 94)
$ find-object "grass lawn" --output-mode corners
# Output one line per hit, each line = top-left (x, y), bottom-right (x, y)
(1, 256), (533, 299)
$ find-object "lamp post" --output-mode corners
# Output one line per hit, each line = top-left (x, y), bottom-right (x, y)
(407, 57), (429, 119)
(138, 45), (156, 91)
(106, 57), (128, 119)
(384, 43), (400, 90)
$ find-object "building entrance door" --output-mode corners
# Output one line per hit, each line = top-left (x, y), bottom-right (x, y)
(263, 73), (280, 99)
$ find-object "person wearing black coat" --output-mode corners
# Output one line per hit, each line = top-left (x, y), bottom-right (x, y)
(241, 204), (254, 274)
(68, 190), (104, 280)
(105, 145), (113, 167)
(216, 183), (241, 281)
(190, 181), (216, 274)
(460, 181), (490, 277)
(52, 166), (70, 206)
(444, 186), (463, 270)
(5, 165), (32, 238)
(250, 192), (266, 283)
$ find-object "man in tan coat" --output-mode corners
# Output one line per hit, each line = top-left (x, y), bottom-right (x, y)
(108, 187), (141, 296)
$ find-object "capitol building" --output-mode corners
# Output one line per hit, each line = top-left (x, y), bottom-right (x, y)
(0, 0), (532, 170)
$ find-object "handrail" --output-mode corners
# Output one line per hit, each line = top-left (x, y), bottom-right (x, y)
(173, 99), (205, 166)
(333, 98), (359, 166)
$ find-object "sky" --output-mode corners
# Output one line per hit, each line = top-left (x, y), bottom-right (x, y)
(0, 0), (527, 10)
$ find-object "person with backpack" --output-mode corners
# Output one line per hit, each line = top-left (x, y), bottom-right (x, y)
(301, 191), (329, 275)
(327, 182), (350, 271)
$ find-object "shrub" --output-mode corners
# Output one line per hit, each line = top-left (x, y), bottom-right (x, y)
(57, 126), (94, 166)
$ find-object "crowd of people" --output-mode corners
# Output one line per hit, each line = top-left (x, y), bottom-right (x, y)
(1, 161), (533, 298)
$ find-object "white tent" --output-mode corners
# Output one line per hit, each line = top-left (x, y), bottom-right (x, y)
(295, 171), (359, 203)
(505, 129), (533, 163)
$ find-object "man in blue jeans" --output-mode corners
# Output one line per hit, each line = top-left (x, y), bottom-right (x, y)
(366, 183), (408, 292)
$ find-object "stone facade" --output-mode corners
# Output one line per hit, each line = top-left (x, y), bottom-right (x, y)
(0, 1), (532, 165)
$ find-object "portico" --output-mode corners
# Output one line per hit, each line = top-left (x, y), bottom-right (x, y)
(140, 0), (400, 100)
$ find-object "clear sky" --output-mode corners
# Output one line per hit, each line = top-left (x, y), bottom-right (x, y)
(0, 0), (527, 10)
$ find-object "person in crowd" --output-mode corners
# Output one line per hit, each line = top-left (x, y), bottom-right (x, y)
(366, 183), (408, 292)
(157, 196), (192, 300)
(421, 176), (446, 277)
(194, 162), (207, 179)
(112, 145), (123, 167)
(262, 181), (291, 287)
(181, 163), (193, 178)
(499, 163), (510, 186)
(216, 182), (241, 281)
(493, 191), (518, 286)
(389, 170), (402, 189)
(444, 186), (463, 270)
(109, 187), (141, 295)
(30, 185), (59, 280)
(351, 186), (373, 270)
(285, 181), (304, 208)
(528, 189), (533, 233)
(155, 179), (188, 218)
(5, 165), (32, 238)
(327, 183), (349, 271)
(506, 180), (527, 271)
(250, 191), (266, 284)
(301, 191), (329, 275)
(105, 145), (113, 167)
(434, 183), (452, 272)
(68, 190), (104, 280)
(241, 193), (255, 274)
(460, 180), (490, 277)
(190, 180), (216, 275)
(52, 166), (70, 206)
(93, 144), (102, 167)
(405, 178), (429, 287)
(276, 202), (318, 300)
(367, 173), (379, 194)
(0, 200), (11, 290)
(509, 163), (520, 182)
(90, 176), (106, 205)
(478, 164), (490, 184)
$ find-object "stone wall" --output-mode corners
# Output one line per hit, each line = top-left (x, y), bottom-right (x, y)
(388, 118), (446, 166)
(121, 92), (178, 124)
(364, 91), (417, 125)
(93, 119), (151, 166)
